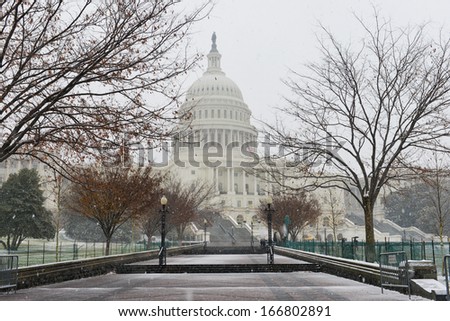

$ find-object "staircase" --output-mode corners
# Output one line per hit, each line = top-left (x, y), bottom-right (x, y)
(207, 214), (253, 246)
(118, 263), (320, 274)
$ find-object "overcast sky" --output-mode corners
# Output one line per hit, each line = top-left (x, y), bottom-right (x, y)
(182, 0), (450, 127)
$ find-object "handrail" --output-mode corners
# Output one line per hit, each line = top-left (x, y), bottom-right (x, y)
(218, 223), (226, 233)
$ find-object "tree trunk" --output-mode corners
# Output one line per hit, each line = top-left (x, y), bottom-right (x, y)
(363, 198), (376, 262)
(105, 237), (111, 256)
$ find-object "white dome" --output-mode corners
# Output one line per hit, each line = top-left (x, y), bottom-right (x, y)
(185, 32), (244, 101)
(186, 73), (243, 100)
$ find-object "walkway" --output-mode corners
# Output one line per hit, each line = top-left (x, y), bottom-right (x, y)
(0, 254), (426, 301)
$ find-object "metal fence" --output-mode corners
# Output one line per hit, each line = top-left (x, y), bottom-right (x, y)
(0, 240), (183, 267)
(282, 239), (450, 275)
(0, 255), (18, 293)
(444, 254), (450, 301)
(379, 251), (410, 297)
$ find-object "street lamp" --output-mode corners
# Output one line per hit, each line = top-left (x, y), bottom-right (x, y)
(159, 195), (168, 266)
(265, 196), (274, 264)
(203, 218), (208, 251)
(250, 221), (254, 248)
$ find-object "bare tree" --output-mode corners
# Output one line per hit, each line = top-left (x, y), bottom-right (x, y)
(258, 192), (321, 242)
(138, 200), (161, 249)
(417, 152), (450, 244)
(66, 165), (163, 255)
(266, 14), (450, 261)
(323, 189), (345, 242)
(46, 169), (69, 261)
(161, 176), (215, 242)
(0, 0), (210, 173)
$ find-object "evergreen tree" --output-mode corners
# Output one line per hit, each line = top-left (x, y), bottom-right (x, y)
(0, 168), (55, 251)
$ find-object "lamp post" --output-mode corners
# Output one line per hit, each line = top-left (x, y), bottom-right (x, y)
(159, 195), (168, 266)
(203, 218), (208, 250)
(265, 196), (274, 264)
(250, 221), (254, 248)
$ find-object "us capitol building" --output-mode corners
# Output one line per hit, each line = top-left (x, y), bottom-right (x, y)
(167, 33), (268, 231)
(0, 33), (434, 243)
(162, 33), (434, 243)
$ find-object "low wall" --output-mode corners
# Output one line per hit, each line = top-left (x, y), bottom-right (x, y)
(17, 245), (202, 289)
(276, 247), (384, 286)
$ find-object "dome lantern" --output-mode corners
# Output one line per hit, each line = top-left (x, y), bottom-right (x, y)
(206, 32), (222, 73)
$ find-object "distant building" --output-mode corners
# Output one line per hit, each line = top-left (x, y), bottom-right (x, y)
(0, 156), (57, 210)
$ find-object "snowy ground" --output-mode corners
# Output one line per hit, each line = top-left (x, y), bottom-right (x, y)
(0, 254), (428, 301)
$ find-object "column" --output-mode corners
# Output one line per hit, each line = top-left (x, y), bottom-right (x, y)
(243, 170), (247, 195)
(231, 168), (235, 194)
(215, 168), (219, 194)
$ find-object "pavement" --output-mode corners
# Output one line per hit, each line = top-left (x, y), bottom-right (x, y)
(0, 254), (427, 301)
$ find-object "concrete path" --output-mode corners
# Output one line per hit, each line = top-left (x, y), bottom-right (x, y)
(0, 254), (427, 301)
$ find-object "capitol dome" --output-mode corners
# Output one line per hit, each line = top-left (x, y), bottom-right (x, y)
(186, 73), (244, 101)
(170, 33), (265, 232)
(186, 32), (244, 101)
(179, 32), (254, 126)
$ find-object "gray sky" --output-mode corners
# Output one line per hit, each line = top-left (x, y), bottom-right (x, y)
(182, 0), (450, 125)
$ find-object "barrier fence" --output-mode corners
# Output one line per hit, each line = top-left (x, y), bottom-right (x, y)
(0, 255), (18, 293)
(282, 239), (450, 275)
(0, 240), (190, 267)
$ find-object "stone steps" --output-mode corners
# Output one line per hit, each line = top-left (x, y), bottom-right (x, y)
(189, 246), (266, 255)
(117, 263), (320, 274)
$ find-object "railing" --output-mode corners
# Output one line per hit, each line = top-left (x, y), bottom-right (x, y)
(379, 251), (410, 298)
(277, 247), (383, 286)
(282, 239), (450, 275)
(17, 244), (203, 289)
(0, 239), (185, 267)
(0, 255), (18, 293)
(444, 254), (450, 301)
